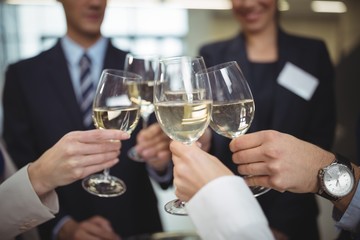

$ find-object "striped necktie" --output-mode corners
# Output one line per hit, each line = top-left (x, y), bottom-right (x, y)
(79, 53), (95, 128)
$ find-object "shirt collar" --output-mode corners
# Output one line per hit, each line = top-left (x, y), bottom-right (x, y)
(61, 36), (108, 68)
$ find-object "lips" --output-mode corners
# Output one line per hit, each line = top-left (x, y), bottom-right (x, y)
(241, 11), (262, 22)
(85, 12), (103, 22)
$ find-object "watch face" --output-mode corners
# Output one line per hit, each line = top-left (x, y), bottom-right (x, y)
(324, 164), (354, 197)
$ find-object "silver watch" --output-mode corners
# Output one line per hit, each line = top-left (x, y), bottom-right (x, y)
(317, 154), (355, 201)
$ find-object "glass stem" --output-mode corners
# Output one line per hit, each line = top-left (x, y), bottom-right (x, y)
(142, 116), (150, 129)
(103, 168), (110, 180)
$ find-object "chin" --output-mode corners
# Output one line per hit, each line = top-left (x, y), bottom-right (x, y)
(243, 24), (265, 34)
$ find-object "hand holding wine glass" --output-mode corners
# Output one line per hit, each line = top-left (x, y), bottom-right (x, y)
(196, 61), (270, 197)
(82, 69), (141, 197)
(154, 56), (212, 215)
(125, 54), (159, 162)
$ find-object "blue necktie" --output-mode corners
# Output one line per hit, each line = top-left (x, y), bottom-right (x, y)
(79, 53), (95, 128)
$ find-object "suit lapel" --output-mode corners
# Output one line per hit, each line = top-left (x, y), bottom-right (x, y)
(271, 29), (297, 130)
(46, 41), (83, 128)
(230, 30), (296, 131)
(103, 41), (128, 70)
(227, 34), (251, 81)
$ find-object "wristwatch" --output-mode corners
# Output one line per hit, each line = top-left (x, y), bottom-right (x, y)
(317, 153), (355, 201)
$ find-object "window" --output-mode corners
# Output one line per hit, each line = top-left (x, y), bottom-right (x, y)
(15, 4), (188, 59)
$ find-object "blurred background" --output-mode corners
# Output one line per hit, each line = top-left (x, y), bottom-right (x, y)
(0, 0), (359, 239)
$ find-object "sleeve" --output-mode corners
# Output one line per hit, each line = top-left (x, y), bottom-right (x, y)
(305, 41), (336, 150)
(186, 176), (274, 240)
(0, 165), (59, 240)
(334, 183), (360, 234)
(145, 114), (174, 189)
(3, 63), (39, 169)
(146, 161), (173, 184)
(357, 114), (360, 165)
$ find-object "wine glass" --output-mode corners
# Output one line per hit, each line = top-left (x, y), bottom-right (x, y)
(154, 56), (212, 215)
(196, 61), (270, 197)
(124, 53), (159, 162)
(82, 69), (141, 197)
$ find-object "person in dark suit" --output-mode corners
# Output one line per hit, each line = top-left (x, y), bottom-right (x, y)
(198, 0), (336, 239)
(3, 0), (171, 239)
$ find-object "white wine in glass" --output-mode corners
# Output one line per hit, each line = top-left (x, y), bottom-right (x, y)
(124, 54), (159, 162)
(197, 61), (270, 197)
(82, 69), (141, 197)
(154, 56), (212, 215)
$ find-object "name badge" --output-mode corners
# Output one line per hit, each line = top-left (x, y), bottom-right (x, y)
(277, 62), (319, 101)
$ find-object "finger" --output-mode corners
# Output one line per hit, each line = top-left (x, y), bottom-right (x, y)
(243, 175), (271, 189)
(174, 188), (188, 202)
(78, 220), (111, 239)
(137, 123), (161, 140)
(89, 216), (113, 232)
(68, 141), (121, 156)
(137, 131), (169, 150)
(237, 162), (268, 176)
(229, 131), (266, 152)
(85, 216), (121, 240)
(145, 123), (162, 135)
(74, 129), (130, 143)
(170, 141), (195, 157)
(170, 151), (186, 166)
(232, 145), (265, 165)
(244, 175), (285, 193)
(140, 141), (169, 159)
(75, 230), (99, 240)
(157, 150), (171, 162)
(82, 158), (119, 177)
(173, 176), (189, 201)
(79, 151), (120, 167)
(85, 141), (122, 154)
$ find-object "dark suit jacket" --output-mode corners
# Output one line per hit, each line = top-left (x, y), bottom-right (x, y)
(200, 29), (336, 240)
(3, 40), (164, 239)
(357, 113), (360, 165)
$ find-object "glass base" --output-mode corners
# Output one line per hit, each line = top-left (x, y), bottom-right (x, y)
(251, 186), (271, 197)
(82, 174), (126, 197)
(164, 199), (188, 216)
(127, 147), (145, 162)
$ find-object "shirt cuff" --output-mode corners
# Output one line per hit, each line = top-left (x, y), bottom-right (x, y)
(146, 161), (173, 183)
(334, 183), (360, 233)
(24, 164), (59, 214)
(0, 164), (59, 239)
(52, 216), (72, 240)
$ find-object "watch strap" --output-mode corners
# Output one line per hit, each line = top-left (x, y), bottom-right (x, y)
(334, 153), (353, 170)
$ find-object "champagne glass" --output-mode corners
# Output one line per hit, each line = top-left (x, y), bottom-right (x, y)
(82, 69), (141, 197)
(154, 56), (212, 215)
(197, 61), (270, 197)
(124, 53), (159, 162)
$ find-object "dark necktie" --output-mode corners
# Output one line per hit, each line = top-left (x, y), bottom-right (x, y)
(0, 148), (5, 182)
(79, 53), (95, 128)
